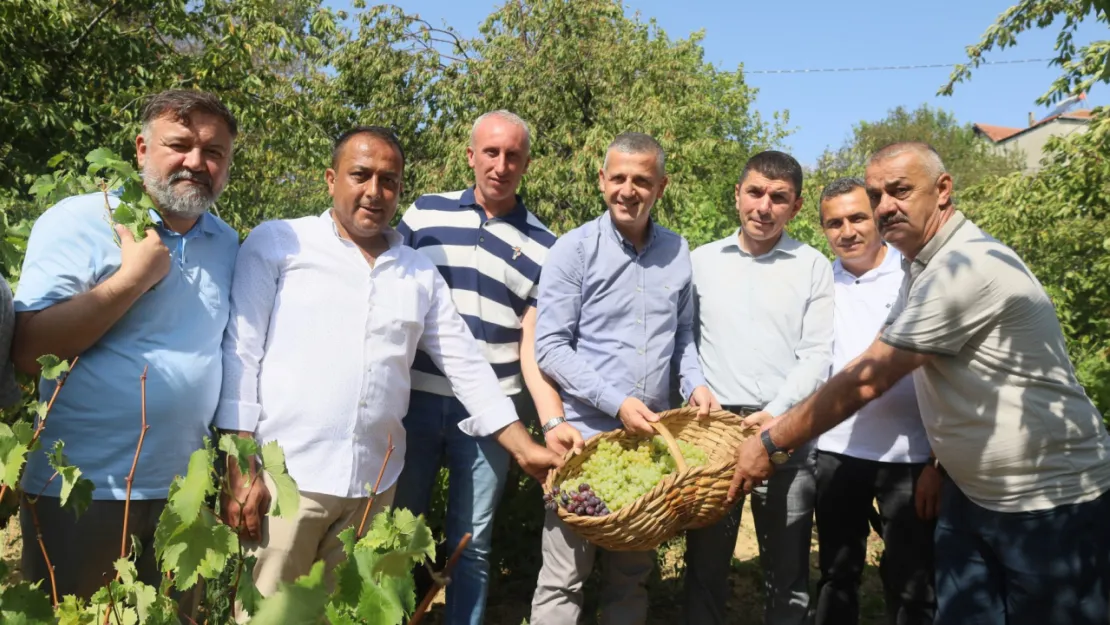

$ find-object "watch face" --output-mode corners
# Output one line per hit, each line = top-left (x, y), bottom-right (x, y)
(770, 451), (790, 465)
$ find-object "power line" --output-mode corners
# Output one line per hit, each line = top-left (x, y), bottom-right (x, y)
(746, 57), (1052, 75)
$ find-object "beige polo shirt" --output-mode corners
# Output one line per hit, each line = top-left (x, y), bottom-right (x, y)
(881, 210), (1110, 513)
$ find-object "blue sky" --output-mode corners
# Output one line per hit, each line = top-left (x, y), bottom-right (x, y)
(328, 0), (1103, 165)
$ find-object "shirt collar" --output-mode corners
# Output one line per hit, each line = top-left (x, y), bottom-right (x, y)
(321, 209), (403, 248)
(833, 244), (902, 282)
(600, 209), (658, 253)
(915, 209), (966, 266)
(722, 228), (800, 258)
(149, 209), (219, 237)
(459, 186), (531, 229)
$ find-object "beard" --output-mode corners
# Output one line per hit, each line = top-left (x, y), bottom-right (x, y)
(142, 164), (220, 221)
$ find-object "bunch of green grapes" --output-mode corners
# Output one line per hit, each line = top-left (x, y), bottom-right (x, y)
(556, 436), (710, 515)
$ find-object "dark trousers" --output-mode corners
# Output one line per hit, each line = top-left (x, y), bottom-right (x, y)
(935, 479), (1110, 625)
(20, 496), (166, 599)
(814, 451), (936, 625)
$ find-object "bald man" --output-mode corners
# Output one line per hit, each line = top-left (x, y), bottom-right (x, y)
(394, 111), (566, 625)
(728, 142), (1110, 625)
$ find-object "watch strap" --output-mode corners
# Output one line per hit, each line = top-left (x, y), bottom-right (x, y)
(541, 417), (567, 434)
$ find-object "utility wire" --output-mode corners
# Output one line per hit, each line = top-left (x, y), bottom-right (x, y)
(746, 57), (1052, 75)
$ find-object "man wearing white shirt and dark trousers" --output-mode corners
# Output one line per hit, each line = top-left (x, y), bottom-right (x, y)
(814, 177), (937, 625)
(684, 151), (834, 625)
(214, 126), (561, 607)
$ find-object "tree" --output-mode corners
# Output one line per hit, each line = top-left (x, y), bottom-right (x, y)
(941, 0), (1110, 415)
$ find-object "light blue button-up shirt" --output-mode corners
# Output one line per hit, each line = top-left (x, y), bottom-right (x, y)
(15, 191), (239, 500)
(534, 211), (706, 440)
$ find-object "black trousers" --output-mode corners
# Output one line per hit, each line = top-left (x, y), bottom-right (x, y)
(814, 451), (936, 625)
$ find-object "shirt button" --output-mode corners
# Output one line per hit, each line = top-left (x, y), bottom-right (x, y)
(359, 401), (367, 408)
(637, 348), (644, 355)
(636, 382), (643, 389)
(636, 318), (642, 324)
(636, 286), (643, 292)
(479, 236), (485, 243)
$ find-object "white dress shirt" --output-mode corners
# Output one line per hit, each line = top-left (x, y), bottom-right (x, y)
(817, 246), (930, 463)
(215, 211), (518, 497)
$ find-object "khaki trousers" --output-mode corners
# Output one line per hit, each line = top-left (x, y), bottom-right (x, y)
(236, 479), (396, 619)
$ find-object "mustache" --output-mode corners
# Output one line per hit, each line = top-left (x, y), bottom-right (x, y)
(878, 214), (908, 229)
(168, 169), (212, 189)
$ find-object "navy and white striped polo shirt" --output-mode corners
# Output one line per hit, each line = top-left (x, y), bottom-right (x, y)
(398, 188), (557, 396)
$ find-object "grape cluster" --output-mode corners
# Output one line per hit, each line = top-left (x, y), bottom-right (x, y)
(548, 436), (711, 515)
(543, 483), (611, 517)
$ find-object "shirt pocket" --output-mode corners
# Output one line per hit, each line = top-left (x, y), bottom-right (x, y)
(378, 280), (424, 348)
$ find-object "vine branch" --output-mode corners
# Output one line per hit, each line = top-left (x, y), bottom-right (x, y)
(409, 532), (472, 625)
(355, 434), (394, 540)
(120, 365), (150, 562)
(24, 498), (58, 608)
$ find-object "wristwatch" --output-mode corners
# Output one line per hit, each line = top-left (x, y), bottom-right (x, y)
(541, 417), (567, 435)
(760, 429), (791, 465)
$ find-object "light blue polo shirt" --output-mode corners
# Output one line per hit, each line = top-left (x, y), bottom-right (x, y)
(15, 191), (239, 500)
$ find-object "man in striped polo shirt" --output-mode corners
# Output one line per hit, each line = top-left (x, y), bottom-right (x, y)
(394, 110), (571, 625)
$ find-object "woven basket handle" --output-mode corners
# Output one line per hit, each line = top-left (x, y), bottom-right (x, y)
(650, 420), (688, 472)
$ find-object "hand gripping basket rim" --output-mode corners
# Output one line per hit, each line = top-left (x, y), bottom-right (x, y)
(543, 407), (753, 552)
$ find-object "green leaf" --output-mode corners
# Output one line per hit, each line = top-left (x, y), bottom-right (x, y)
(0, 423), (31, 488)
(169, 448), (215, 524)
(114, 557), (138, 584)
(246, 561), (329, 625)
(219, 434), (260, 484)
(354, 582), (405, 624)
(47, 441), (94, 517)
(37, 354), (69, 380)
(260, 441), (299, 518)
(236, 555), (264, 617)
(379, 569), (417, 617)
(0, 580), (54, 624)
(157, 509), (237, 590)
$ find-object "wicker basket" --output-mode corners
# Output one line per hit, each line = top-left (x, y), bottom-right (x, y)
(543, 407), (753, 552)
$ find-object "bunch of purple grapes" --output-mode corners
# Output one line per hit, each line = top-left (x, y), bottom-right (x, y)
(543, 483), (611, 517)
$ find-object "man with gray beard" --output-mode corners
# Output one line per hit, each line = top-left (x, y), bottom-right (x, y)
(12, 89), (240, 598)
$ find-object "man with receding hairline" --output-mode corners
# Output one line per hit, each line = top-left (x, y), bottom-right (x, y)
(530, 131), (718, 625)
(393, 110), (567, 625)
(216, 125), (561, 610)
(730, 141), (1110, 625)
(14, 88), (241, 598)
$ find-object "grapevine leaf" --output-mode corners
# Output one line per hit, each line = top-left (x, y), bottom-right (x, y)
(0, 423), (32, 488)
(114, 557), (138, 585)
(363, 508), (436, 577)
(338, 526), (356, 555)
(54, 595), (92, 625)
(113, 203), (136, 225)
(157, 509), (237, 590)
(132, 580), (177, 625)
(218, 434), (260, 484)
(169, 448), (215, 524)
(47, 153), (67, 168)
(37, 354), (69, 380)
(355, 582), (404, 625)
(323, 605), (359, 625)
(379, 568), (417, 616)
(46, 442), (94, 517)
(0, 580), (55, 624)
(85, 147), (116, 170)
(246, 561), (328, 625)
(236, 555), (264, 617)
(260, 441), (299, 518)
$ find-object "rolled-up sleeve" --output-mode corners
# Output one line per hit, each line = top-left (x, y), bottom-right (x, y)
(671, 241), (706, 401)
(534, 234), (626, 418)
(214, 224), (281, 432)
(764, 258), (834, 417)
(419, 269), (519, 437)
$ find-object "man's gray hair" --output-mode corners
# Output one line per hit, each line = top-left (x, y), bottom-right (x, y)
(603, 132), (665, 176)
(869, 141), (947, 181)
(470, 110), (531, 153)
(820, 177), (866, 204)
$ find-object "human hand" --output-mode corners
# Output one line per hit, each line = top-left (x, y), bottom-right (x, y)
(740, 410), (773, 430)
(544, 421), (585, 457)
(617, 397), (658, 436)
(727, 433), (775, 502)
(221, 458), (271, 541)
(915, 462), (943, 520)
(514, 440), (565, 482)
(114, 225), (170, 293)
(688, 385), (720, 418)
